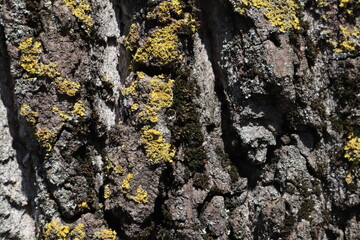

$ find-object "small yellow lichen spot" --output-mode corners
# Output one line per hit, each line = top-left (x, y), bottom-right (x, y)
(55, 77), (81, 96)
(95, 228), (117, 240)
(344, 135), (360, 163)
(20, 104), (39, 124)
(78, 201), (89, 209)
(333, 25), (360, 53)
(104, 184), (111, 199)
(121, 173), (134, 191)
(35, 128), (58, 151)
(131, 103), (139, 111)
(70, 224), (85, 240)
(72, 100), (86, 116)
(141, 127), (175, 165)
(114, 165), (124, 174)
(124, 24), (139, 51)
(132, 185), (148, 204)
(121, 79), (139, 96)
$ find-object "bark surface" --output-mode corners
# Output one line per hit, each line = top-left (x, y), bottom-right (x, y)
(0, 0), (359, 239)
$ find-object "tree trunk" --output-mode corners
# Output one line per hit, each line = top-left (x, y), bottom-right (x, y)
(0, 0), (359, 239)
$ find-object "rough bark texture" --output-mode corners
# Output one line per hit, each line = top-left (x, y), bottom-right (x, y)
(0, 0), (359, 239)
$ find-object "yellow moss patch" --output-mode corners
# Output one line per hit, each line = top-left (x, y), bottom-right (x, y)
(55, 77), (81, 96)
(141, 127), (175, 165)
(62, 0), (93, 33)
(19, 104), (39, 124)
(95, 228), (117, 240)
(132, 185), (149, 204)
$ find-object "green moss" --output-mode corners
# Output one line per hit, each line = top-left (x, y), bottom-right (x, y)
(193, 173), (210, 189)
(297, 199), (315, 221)
(215, 146), (239, 182)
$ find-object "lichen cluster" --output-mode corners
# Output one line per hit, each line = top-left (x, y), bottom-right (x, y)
(120, 173), (148, 203)
(35, 128), (58, 151)
(235, 0), (301, 32)
(332, 25), (360, 53)
(125, 0), (198, 66)
(141, 127), (175, 165)
(40, 221), (116, 240)
(18, 37), (60, 78)
(40, 221), (85, 240)
(62, 0), (93, 33)
(94, 228), (117, 240)
(138, 77), (174, 124)
(18, 37), (86, 151)
(344, 135), (359, 184)
(20, 104), (39, 124)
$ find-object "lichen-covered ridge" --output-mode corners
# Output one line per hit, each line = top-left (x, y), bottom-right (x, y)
(0, 0), (359, 239)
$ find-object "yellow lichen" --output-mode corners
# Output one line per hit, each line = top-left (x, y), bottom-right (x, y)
(18, 38), (60, 78)
(55, 77), (81, 96)
(343, 135), (360, 184)
(147, 0), (185, 23)
(62, 0), (93, 33)
(95, 228), (117, 240)
(41, 221), (70, 240)
(104, 184), (111, 199)
(70, 224), (85, 240)
(72, 100), (86, 117)
(121, 173), (134, 191)
(133, 23), (182, 65)
(121, 79), (139, 96)
(138, 77), (174, 124)
(141, 127), (175, 165)
(236, 0), (301, 32)
(78, 201), (89, 209)
(344, 135), (360, 163)
(124, 23), (139, 52)
(114, 165), (124, 174)
(35, 128), (58, 151)
(131, 103), (139, 111)
(332, 25), (360, 53)
(20, 104), (39, 124)
(132, 185), (148, 204)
